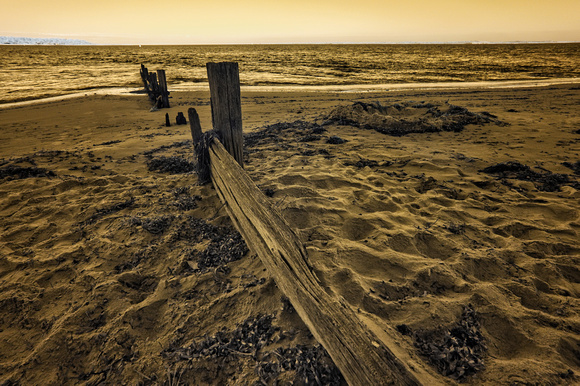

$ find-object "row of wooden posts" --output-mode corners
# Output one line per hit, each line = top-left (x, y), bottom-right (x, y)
(143, 62), (431, 385)
(140, 64), (170, 109)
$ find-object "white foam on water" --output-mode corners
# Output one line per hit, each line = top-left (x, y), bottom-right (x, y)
(1, 78), (579, 110)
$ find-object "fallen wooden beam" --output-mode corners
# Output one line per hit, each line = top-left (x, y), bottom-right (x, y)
(207, 138), (422, 386)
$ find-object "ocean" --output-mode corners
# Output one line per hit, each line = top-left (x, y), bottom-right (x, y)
(1, 43), (579, 104)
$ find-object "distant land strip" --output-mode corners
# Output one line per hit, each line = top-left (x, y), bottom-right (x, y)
(0, 36), (93, 45)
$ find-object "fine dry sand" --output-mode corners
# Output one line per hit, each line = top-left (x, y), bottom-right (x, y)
(0, 84), (579, 385)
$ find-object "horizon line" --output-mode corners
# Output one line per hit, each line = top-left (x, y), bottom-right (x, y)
(2, 36), (580, 46)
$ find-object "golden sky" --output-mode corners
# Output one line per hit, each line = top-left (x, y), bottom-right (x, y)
(2, 0), (579, 44)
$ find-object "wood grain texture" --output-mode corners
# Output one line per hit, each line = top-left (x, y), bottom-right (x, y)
(208, 138), (422, 386)
(206, 62), (243, 167)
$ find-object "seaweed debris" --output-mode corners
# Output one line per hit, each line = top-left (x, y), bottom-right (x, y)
(481, 161), (579, 192)
(302, 149), (332, 157)
(324, 101), (507, 137)
(326, 135), (347, 144)
(344, 158), (380, 168)
(173, 216), (249, 272)
(171, 187), (201, 211)
(0, 165), (56, 180)
(256, 344), (344, 385)
(163, 315), (344, 385)
(192, 231), (248, 271)
(93, 140), (122, 146)
(416, 176), (439, 193)
(244, 120), (326, 149)
(177, 315), (277, 359)
(147, 156), (195, 174)
(563, 161), (580, 175)
(130, 215), (174, 234)
(407, 304), (486, 381)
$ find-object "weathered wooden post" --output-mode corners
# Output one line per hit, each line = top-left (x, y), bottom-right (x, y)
(206, 62), (243, 167)
(140, 64), (150, 93)
(188, 108), (202, 143)
(157, 69), (170, 108)
(148, 73), (159, 103)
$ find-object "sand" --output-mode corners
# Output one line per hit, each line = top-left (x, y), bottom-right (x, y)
(0, 84), (579, 385)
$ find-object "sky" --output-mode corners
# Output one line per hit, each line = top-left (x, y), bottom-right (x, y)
(1, 0), (579, 44)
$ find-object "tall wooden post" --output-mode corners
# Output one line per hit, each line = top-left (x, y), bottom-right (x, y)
(206, 62), (243, 167)
(157, 69), (170, 108)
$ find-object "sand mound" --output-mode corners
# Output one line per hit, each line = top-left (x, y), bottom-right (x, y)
(324, 101), (507, 136)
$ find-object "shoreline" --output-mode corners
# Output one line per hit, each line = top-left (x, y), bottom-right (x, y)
(1, 77), (579, 110)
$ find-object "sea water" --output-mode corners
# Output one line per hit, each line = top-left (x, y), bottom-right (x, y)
(0, 43), (579, 104)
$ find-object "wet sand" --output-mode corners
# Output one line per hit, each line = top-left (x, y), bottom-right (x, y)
(0, 84), (579, 384)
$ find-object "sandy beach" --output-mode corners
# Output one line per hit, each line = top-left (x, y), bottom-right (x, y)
(0, 84), (579, 384)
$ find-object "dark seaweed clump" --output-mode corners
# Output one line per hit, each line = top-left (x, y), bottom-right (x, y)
(173, 216), (249, 272)
(130, 215), (174, 234)
(256, 344), (344, 385)
(172, 216), (224, 243)
(244, 120), (326, 149)
(0, 165), (56, 180)
(563, 161), (580, 175)
(299, 134), (322, 142)
(126, 215), (248, 273)
(147, 156), (195, 174)
(345, 159), (378, 168)
(326, 135), (347, 144)
(400, 304), (486, 381)
(171, 187), (201, 211)
(163, 314), (344, 385)
(186, 315), (276, 358)
(481, 161), (578, 192)
(93, 140), (122, 146)
(193, 231), (248, 271)
(162, 315), (277, 364)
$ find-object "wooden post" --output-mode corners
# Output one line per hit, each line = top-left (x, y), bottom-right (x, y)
(206, 62), (243, 167)
(148, 73), (159, 102)
(188, 108), (202, 143)
(157, 69), (170, 108)
(140, 64), (150, 93)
